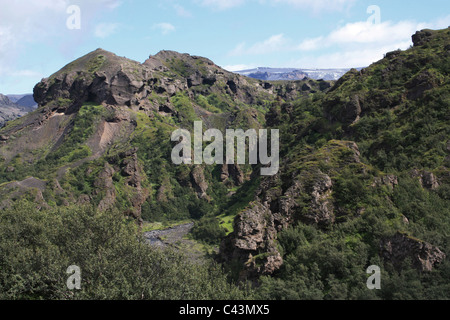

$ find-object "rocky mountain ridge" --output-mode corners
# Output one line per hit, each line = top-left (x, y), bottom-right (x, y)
(0, 47), (330, 221)
(33, 49), (331, 116)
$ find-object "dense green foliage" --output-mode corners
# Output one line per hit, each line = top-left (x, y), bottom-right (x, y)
(254, 176), (450, 300)
(0, 201), (251, 300)
(191, 215), (227, 245)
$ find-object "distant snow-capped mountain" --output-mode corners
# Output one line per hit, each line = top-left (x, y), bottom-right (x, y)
(235, 67), (362, 81)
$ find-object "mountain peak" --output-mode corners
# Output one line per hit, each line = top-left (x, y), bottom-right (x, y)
(48, 48), (140, 78)
(144, 50), (219, 75)
(412, 27), (450, 47)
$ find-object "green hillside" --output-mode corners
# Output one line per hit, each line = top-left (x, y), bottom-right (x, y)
(0, 28), (449, 300)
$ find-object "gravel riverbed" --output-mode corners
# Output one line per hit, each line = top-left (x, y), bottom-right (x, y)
(143, 222), (195, 248)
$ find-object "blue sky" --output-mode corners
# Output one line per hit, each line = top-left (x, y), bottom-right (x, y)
(1, 0), (449, 94)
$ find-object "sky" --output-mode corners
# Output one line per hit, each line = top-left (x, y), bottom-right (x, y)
(0, 0), (449, 94)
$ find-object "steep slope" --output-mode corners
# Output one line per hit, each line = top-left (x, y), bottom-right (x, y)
(220, 27), (450, 294)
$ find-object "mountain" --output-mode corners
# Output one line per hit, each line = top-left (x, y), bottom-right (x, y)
(0, 48), (330, 218)
(6, 94), (38, 111)
(0, 28), (449, 300)
(0, 94), (17, 107)
(0, 94), (31, 128)
(5, 94), (23, 103)
(14, 94), (38, 110)
(236, 67), (356, 81)
(220, 27), (450, 286)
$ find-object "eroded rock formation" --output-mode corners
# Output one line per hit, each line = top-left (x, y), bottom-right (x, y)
(381, 232), (446, 272)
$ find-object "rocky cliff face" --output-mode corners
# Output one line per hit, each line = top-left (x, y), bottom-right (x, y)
(220, 140), (363, 279)
(381, 232), (446, 272)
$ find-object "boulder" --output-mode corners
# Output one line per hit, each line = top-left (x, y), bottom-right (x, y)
(412, 29), (433, 47)
(190, 166), (209, 200)
(411, 169), (440, 190)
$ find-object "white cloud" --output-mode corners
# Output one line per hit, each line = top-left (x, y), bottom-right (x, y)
(94, 23), (120, 38)
(153, 22), (176, 35)
(270, 0), (356, 13)
(0, 1), (67, 83)
(293, 42), (413, 69)
(173, 4), (193, 17)
(10, 69), (43, 78)
(229, 42), (247, 56)
(0, 26), (14, 54)
(294, 15), (450, 68)
(197, 0), (245, 10)
(296, 20), (420, 52)
(102, 0), (122, 9)
(330, 21), (423, 44)
(227, 15), (450, 69)
(0, 0), (121, 80)
(297, 36), (323, 51)
(197, 0), (355, 11)
(299, 15), (450, 51)
(229, 34), (289, 56)
(222, 64), (255, 71)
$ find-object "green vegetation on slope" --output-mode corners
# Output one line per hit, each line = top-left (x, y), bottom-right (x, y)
(245, 28), (450, 300)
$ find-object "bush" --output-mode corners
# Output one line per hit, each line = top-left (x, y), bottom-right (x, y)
(0, 201), (250, 300)
(191, 216), (226, 245)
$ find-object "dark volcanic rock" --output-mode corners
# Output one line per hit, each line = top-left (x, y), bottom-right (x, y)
(406, 70), (441, 100)
(33, 49), (154, 110)
(412, 29), (434, 47)
(220, 201), (283, 281)
(221, 163), (245, 186)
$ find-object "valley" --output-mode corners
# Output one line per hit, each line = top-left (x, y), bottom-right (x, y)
(0, 27), (449, 300)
